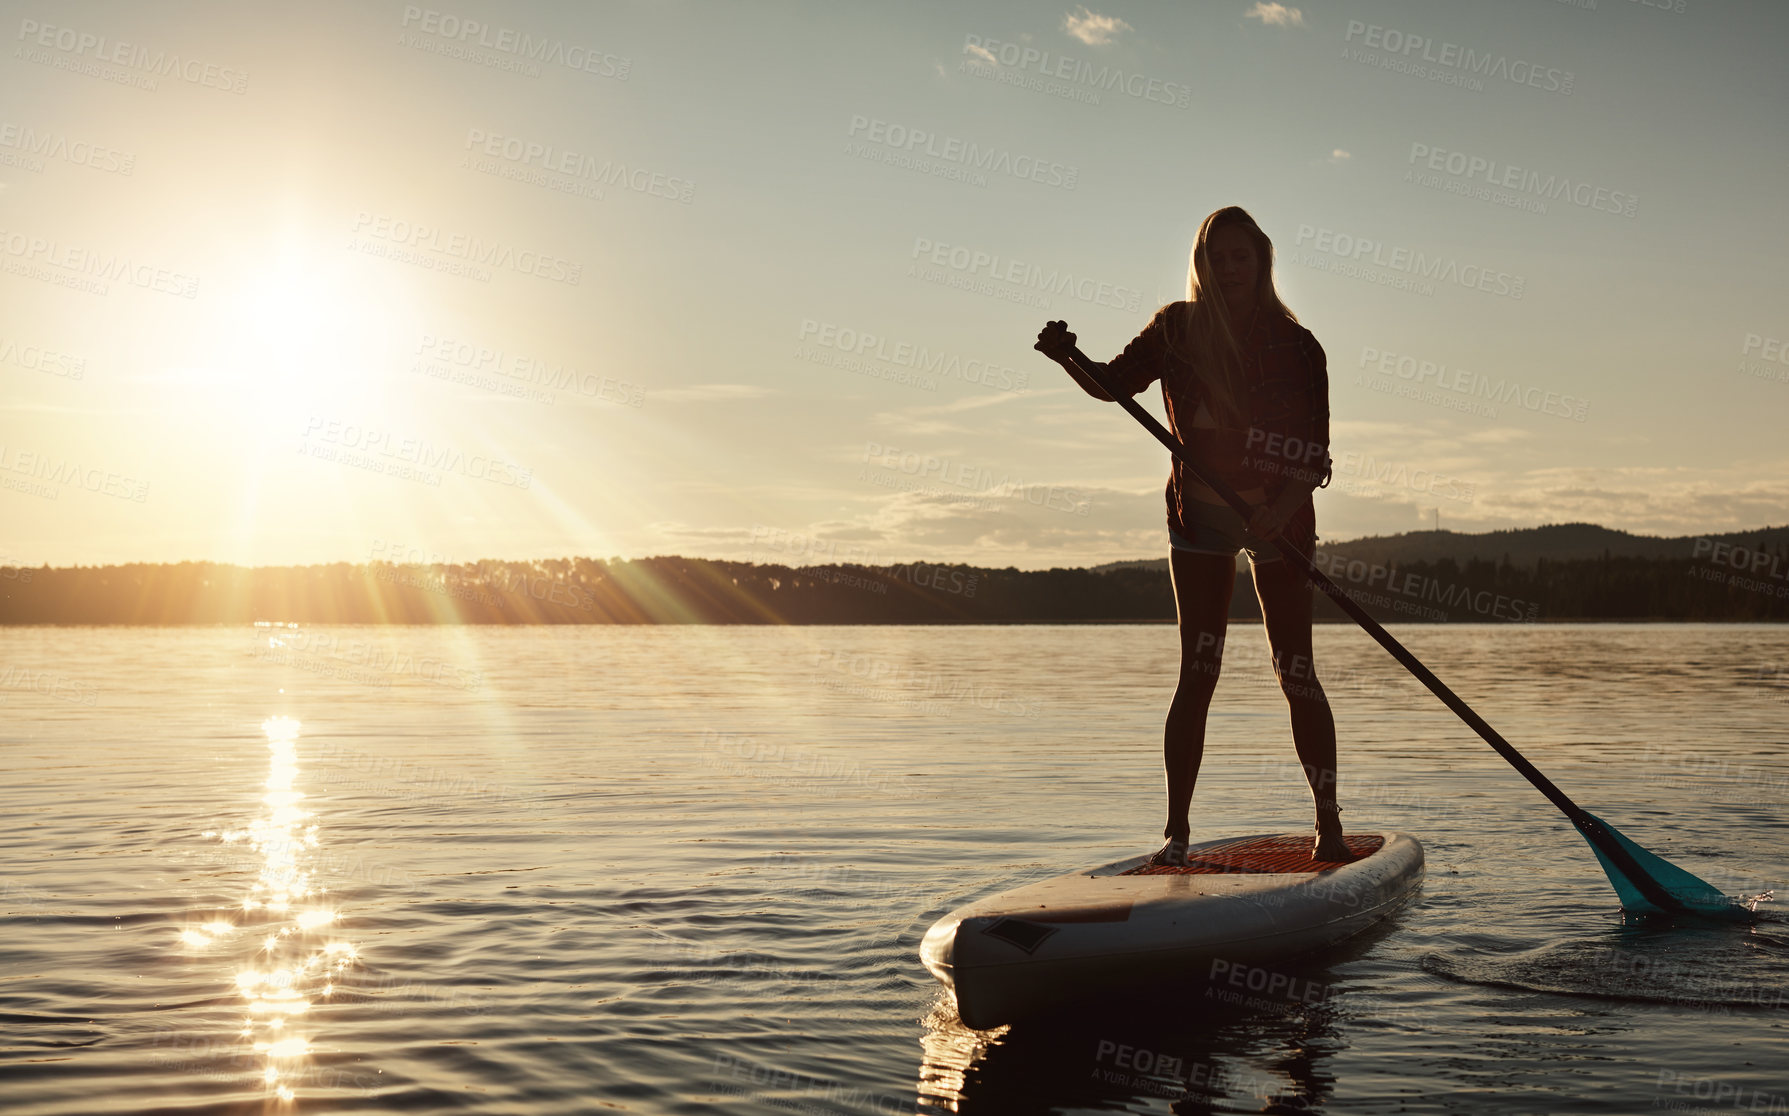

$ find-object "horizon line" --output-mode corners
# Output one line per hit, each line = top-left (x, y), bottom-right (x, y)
(12, 519), (1787, 573)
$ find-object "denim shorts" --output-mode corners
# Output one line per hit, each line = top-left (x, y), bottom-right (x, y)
(1168, 499), (1285, 564)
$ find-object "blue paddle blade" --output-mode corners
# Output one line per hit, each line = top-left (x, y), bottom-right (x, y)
(1577, 811), (1737, 916)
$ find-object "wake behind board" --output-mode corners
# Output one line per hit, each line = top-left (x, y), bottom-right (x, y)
(920, 832), (1423, 1029)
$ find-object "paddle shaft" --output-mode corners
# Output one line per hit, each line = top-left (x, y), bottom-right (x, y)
(1058, 342), (1688, 913)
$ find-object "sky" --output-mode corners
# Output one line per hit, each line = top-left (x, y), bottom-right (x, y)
(2, 0), (1786, 570)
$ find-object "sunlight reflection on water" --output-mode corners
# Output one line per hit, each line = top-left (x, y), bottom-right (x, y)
(192, 715), (359, 1103)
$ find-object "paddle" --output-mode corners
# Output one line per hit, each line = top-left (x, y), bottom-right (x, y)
(1043, 332), (1738, 918)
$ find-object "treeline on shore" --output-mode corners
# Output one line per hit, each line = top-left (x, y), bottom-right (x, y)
(1, 545), (1786, 624)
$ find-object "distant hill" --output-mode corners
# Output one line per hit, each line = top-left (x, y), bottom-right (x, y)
(1090, 523), (1789, 575)
(3, 522), (1785, 624)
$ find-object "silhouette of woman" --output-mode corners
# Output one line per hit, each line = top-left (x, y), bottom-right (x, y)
(1035, 206), (1345, 863)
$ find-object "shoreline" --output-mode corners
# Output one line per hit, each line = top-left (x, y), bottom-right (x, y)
(3, 617), (1785, 628)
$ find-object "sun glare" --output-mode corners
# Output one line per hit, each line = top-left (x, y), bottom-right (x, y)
(191, 241), (419, 425)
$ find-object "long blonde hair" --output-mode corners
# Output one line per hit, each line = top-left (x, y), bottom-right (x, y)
(1164, 206), (1298, 426)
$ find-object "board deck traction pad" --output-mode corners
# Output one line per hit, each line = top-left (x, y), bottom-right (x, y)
(1119, 833), (1385, 875)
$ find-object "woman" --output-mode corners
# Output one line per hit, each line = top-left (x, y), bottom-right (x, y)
(1035, 206), (1347, 863)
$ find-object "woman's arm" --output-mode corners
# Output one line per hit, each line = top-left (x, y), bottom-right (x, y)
(1306, 331), (1333, 491)
(1247, 330), (1332, 540)
(1037, 304), (1178, 402)
(1064, 358), (1118, 402)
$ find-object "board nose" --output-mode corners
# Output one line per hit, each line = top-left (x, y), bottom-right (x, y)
(919, 917), (959, 988)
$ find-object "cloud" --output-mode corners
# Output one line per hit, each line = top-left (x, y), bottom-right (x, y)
(1459, 427), (1535, 445)
(1326, 149), (1351, 164)
(648, 383), (773, 403)
(1245, 2), (1306, 28)
(832, 482), (1166, 564)
(1467, 464), (1789, 536)
(872, 390), (1032, 426)
(864, 416), (978, 440)
(656, 524), (761, 543)
(1319, 459), (1789, 541)
(1063, 7), (1132, 46)
(934, 391), (1032, 413)
(863, 390), (1044, 439)
(0, 402), (114, 414)
(965, 42), (996, 65)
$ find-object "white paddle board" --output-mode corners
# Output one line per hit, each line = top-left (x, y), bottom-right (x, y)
(920, 832), (1423, 1028)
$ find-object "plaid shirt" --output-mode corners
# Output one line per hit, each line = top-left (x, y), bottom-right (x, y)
(1105, 301), (1331, 536)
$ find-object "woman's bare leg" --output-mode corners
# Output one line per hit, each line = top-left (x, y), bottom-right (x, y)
(1252, 555), (1349, 859)
(1163, 548), (1237, 843)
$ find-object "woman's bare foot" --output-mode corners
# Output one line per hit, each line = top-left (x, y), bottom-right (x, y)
(1312, 800), (1353, 861)
(1148, 837), (1191, 867)
(1312, 829), (1353, 861)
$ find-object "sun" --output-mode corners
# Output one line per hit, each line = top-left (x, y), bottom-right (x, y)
(207, 246), (419, 421)
(156, 229), (425, 432)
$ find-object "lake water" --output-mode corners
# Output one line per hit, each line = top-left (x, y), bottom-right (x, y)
(2, 623), (1786, 1114)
